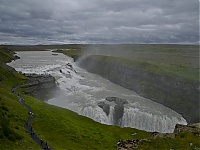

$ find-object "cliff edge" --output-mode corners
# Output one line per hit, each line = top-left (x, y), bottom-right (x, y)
(74, 55), (199, 123)
(21, 73), (58, 101)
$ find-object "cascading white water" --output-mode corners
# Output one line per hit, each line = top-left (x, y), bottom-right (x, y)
(121, 107), (186, 133)
(8, 50), (187, 133)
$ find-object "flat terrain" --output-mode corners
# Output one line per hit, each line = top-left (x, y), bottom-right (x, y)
(5, 44), (200, 81)
(56, 44), (199, 81)
(81, 44), (199, 68)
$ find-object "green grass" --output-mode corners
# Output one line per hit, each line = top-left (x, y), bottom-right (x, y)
(58, 49), (199, 81)
(19, 94), (149, 150)
(0, 47), (15, 63)
(143, 60), (199, 81)
(0, 50), (40, 149)
(54, 49), (84, 57)
(0, 47), (199, 149)
(117, 57), (199, 81)
(140, 132), (200, 150)
(0, 47), (150, 149)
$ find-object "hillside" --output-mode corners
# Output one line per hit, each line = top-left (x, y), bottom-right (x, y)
(0, 46), (199, 149)
(0, 47), (40, 149)
(0, 47), (149, 149)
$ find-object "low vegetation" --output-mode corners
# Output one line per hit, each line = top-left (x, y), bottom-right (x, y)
(0, 47), (40, 149)
(55, 46), (200, 81)
(19, 94), (149, 149)
(0, 45), (199, 149)
(140, 132), (200, 150)
(0, 47), (149, 149)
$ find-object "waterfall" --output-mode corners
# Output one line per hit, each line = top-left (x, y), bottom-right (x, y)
(121, 107), (187, 133)
(55, 101), (187, 133)
(8, 51), (188, 134)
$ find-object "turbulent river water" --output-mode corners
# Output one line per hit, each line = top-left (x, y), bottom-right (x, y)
(8, 51), (187, 133)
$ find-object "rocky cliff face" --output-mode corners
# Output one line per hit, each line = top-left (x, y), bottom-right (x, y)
(117, 123), (200, 150)
(75, 55), (199, 123)
(22, 74), (58, 101)
(98, 97), (128, 126)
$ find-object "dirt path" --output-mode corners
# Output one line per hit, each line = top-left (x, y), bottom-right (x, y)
(12, 86), (52, 150)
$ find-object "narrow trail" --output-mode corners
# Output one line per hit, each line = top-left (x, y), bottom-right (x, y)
(12, 86), (52, 150)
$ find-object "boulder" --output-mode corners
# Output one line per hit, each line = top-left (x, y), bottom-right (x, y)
(97, 102), (110, 116)
(14, 55), (20, 60)
(116, 139), (142, 150)
(106, 97), (128, 105)
(150, 132), (176, 139)
(174, 124), (200, 133)
(97, 97), (128, 126)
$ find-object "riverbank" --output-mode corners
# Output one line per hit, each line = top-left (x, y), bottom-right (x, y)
(78, 55), (199, 123)
(1, 46), (200, 149)
(0, 47), (149, 149)
(20, 73), (58, 101)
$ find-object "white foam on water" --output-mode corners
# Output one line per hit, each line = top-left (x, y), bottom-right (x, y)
(8, 51), (187, 133)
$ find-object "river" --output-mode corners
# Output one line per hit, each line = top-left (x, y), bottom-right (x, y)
(8, 50), (187, 133)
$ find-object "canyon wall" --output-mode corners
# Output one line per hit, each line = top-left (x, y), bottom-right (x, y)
(22, 74), (58, 101)
(74, 55), (199, 123)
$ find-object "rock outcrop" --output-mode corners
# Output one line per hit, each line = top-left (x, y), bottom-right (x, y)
(106, 97), (128, 105)
(117, 123), (200, 150)
(117, 139), (146, 150)
(22, 73), (58, 101)
(98, 97), (128, 126)
(14, 55), (20, 60)
(150, 132), (176, 139)
(174, 123), (200, 134)
(98, 102), (110, 116)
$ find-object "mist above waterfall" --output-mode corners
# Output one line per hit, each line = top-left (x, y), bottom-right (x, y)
(8, 50), (187, 133)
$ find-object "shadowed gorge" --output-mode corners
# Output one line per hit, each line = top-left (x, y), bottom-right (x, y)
(56, 44), (199, 124)
(21, 74), (58, 101)
(75, 55), (199, 123)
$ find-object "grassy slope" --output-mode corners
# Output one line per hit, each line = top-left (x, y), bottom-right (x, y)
(56, 48), (200, 149)
(140, 132), (200, 150)
(19, 94), (200, 150)
(0, 47), (40, 149)
(0, 47), (149, 149)
(20, 94), (149, 150)
(0, 46), (199, 149)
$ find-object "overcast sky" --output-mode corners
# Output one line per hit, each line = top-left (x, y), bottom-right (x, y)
(0, 0), (199, 45)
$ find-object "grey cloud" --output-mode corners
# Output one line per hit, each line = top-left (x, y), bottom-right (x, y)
(0, 0), (199, 44)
